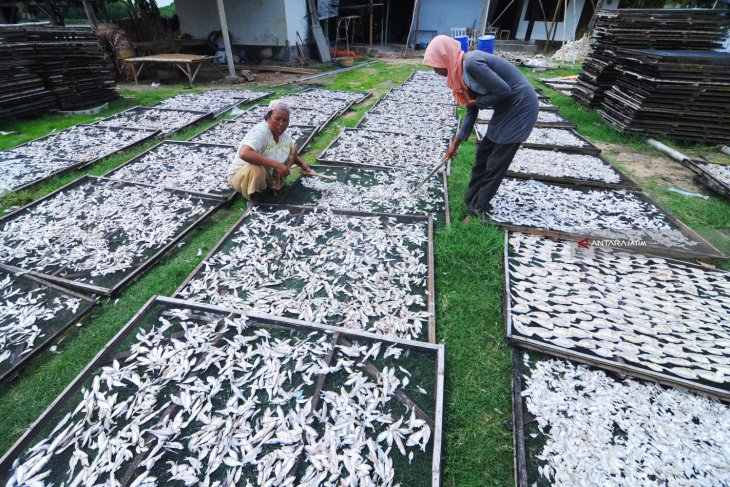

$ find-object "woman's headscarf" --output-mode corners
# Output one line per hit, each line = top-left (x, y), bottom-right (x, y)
(423, 35), (475, 106)
(264, 99), (291, 119)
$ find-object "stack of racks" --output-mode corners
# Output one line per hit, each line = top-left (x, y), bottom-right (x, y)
(599, 50), (730, 143)
(572, 9), (729, 109)
(0, 25), (117, 121)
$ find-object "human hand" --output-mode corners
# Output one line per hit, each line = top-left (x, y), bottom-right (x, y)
(275, 162), (291, 178)
(299, 161), (312, 174)
(445, 140), (460, 160)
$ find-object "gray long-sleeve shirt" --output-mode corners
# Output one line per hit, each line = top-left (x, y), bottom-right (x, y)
(456, 51), (538, 145)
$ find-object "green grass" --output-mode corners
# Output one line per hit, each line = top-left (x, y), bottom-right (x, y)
(0, 59), (729, 486)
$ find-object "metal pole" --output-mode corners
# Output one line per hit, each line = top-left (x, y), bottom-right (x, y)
(215, 0), (237, 80)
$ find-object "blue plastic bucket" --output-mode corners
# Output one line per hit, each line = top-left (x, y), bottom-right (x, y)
(453, 35), (468, 52)
(478, 35), (495, 54)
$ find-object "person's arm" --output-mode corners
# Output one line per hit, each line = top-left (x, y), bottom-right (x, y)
(467, 59), (513, 107)
(239, 145), (290, 177)
(446, 103), (478, 158)
(290, 144), (311, 173)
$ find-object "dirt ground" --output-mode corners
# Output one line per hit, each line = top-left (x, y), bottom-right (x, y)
(596, 142), (708, 193)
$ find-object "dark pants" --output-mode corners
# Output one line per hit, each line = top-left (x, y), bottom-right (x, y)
(464, 138), (521, 213)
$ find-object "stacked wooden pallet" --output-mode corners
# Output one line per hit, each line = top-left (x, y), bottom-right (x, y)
(599, 50), (730, 143)
(0, 28), (56, 122)
(0, 25), (117, 121)
(572, 9), (729, 108)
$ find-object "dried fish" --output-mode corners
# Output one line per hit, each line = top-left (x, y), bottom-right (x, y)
(108, 142), (234, 197)
(96, 107), (209, 135)
(155, 89), (272, 115)
(521, 353), (730, 486)
(319, 128), (449, 170)
(0, 268), (90, 379)
(2, 301), (435, 486)
(298, 88), (371, 104)
(508, 148), (622, 184)
(191, 120), (316, 151)
(509, 233), (730, 389)
(277, 92), (353, 114)
(0, 178), (214, 288)
(295, 166), (445, 222)
(491, 179), (700, 250)
(384, 88), (455, 107)
(235, 104), (332, 128)
(9, 125), (157, 164)
(178, 208), (431, 341)
(478, 109), (572, 125)
(358, 112), (458, 140)
(696, 161), (730, 188)
(0, 151), (79, 197)
(369, 99), (456, 122)
(524, 128), (593, 148)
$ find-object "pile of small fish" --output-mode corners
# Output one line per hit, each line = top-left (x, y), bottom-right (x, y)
(399, 72), (454, 97)
(319, 129), (448, 170)
(3, 302), (433, 487)
(0, 151), (78, 197)
(189, 120), (255, 146)
(478, 109), (570, 124)
(299, 88), (370, 105)
(278, 93), (352, 115)
(9, 125), (157, 164)
(509, 148), (622, 184)
(490, 179), (698, 250)
(538, 100), (559, 110)
(369, 100), (455, 122)
(155, 89), (271, 115)
(299, 167), (445, 221)
(0, 269), (83, 372)
(108, 142), (234, 197)
(235, 105), (331, 128)
(178, 208), (431, 341)
(508, 233), (730, 387)
(97, 107), (208, 135)
(192, 121), (316, 151)
(522, 353), (730, 486)
(0, 178), (213, 282)
(358, 113), (458, 140)
(525, 128), (592, 148)
(383, 88), (454, 107)
(697, 161), (730, 187)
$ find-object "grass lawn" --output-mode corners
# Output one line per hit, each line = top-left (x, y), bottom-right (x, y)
(0, 59), (728, 487)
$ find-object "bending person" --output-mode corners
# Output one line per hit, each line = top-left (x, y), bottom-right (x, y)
(423, 35), (538, 215)
(228, 99), (312, 201)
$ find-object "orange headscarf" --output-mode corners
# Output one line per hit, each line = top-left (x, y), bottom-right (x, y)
(422, 35), (475, 106)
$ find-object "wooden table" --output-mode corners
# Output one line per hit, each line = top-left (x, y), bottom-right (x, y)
(123, 54), (220, 85)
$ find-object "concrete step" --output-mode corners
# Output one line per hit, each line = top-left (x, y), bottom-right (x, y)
(495, 40), (538, 55)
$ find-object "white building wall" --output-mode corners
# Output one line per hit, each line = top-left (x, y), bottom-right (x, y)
(514, 0), (618, 41)
(515, 0), (583, 42)
(284, 0), (309, 46)
(416, 0), (485, 35)
(176, 0), (306, 46)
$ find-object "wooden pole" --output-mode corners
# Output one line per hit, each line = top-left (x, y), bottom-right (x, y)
(562, 0), (567, 48)
(483, 0), (490, 36)
(215, 0), (237, 79)
(404, 0), (420, 56)
(82, 1), (98, 28)
(369, 0), (373, 47)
